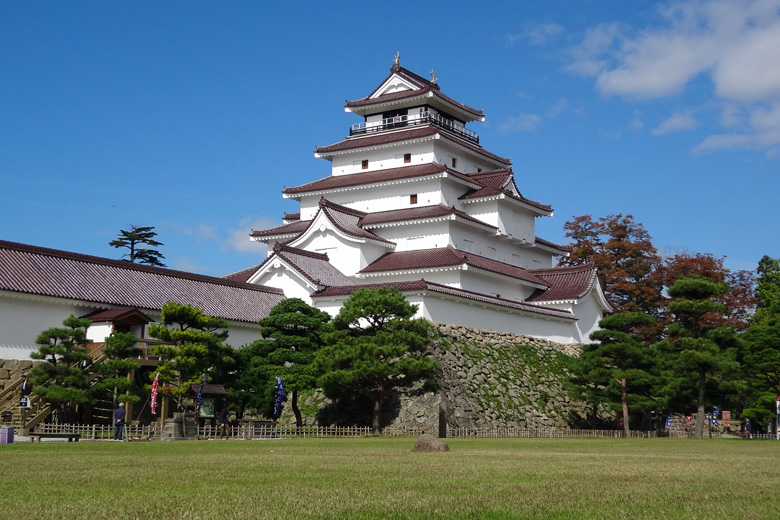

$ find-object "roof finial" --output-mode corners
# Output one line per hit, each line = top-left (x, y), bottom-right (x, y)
(394, 51), (401, 66)
(430, 68), (437, 84)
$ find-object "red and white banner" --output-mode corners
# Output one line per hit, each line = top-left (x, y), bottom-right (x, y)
(151, 373), (159, 415)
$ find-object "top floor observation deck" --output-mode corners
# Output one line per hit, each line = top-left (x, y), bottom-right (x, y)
(349, 110), (479, 144)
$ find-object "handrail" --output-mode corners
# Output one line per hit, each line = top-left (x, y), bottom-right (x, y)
(350, 111), (479, 143)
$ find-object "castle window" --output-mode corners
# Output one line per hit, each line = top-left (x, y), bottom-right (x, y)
(410, 194), (418, 204)
(404, 153), (411, 163)
(361, 159), (368, 170)
(451, 157), (457, 168)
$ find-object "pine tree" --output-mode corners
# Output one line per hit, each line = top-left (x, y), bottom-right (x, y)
(109, 225), (166, 267)
(147, 302), (235, 412)
(655, 277), (740, 438)
(241, 298), (331, 428)
(315, 288), (438, 435)
(30, 316), (94, 423)
(582, 312), (656, 435)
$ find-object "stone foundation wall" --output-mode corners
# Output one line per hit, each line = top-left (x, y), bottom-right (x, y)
(387, 323), (585, 431)
(0, 359), (39, 390)
(277, 323), (592, 431)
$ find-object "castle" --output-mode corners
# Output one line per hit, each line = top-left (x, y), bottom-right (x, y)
(228, 56), (611, 344)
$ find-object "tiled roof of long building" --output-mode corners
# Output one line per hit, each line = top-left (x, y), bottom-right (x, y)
(0, 240), (285, 323)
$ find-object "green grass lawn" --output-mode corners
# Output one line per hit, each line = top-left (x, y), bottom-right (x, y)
(1, 437), (778, 519)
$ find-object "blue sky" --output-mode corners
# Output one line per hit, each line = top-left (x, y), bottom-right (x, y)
(2, 1), (778, 277)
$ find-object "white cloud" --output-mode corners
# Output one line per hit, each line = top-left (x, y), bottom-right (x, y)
(508, 23), (565, 46)
(185, 224), (218, 244)
(223, 217), (276, 254)
(566, 0), (780, 153)
(652, 111), (699, 135)
(500, 113), (542, 132)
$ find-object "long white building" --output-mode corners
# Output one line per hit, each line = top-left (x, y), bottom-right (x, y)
(230, 58), (611, 344)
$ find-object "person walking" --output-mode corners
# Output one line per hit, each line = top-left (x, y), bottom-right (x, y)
(219, 404), (230, 440)
(113, 402), (126, 441)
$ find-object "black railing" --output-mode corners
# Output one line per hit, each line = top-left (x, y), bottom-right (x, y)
(350, 111), (479, 144)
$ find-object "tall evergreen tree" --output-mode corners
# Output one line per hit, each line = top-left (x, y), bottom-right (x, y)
(315, 288), (438, 435)
(241, 298), (331, 428)
(147, 302), (235, 412)
(753, 255), (780, 326)
(740, 256), (780, 430)
(655, 277), (740, 438)
(109, 225), (166, 267)
(581, 312), (656, 436)
(30, 316), (94, 423)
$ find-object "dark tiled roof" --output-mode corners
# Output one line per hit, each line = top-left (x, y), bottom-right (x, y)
(460, 170), (553, 213)
(312, 279), (574, 320)
(526, 263), (598, 302)
(221, 262), (265, 283)
(268, 244), (355, 288)
(84, 307), (153, 324)
(314, 126), (511, 166)
(359, 246), (547, 287)
(283, 212), (300, 222)
(346, 66), (484, 118)
(534, 237), (569, 253)
(250, 219), (312, 238)
(0, 240), (285, 324)
(283, 162), (475, 196)
(359, 204), (496, 231)
(317, 199), (394, 245)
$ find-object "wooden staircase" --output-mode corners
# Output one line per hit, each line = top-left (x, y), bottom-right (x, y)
(0, 353), (108, 432)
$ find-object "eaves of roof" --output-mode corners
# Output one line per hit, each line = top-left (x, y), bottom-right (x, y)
(283, 162), (479, 197)
(346, 65), (484, 119)
(359, 204), (497, 232)
(358, 246), (547, 288)
(311, 279), (574, 321)
(314, 126), (511, 166)
(526, 263), (598, 302)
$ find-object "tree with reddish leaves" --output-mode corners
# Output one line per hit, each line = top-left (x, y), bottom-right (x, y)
(560, 214), (664, 318)
(654, 253), (755, 331)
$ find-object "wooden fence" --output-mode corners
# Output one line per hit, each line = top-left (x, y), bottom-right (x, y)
(31, 423), (770, 440)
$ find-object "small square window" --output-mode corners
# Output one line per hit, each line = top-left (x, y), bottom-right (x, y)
(362, 159), (369, 169)
(404, 153), (411, 163)
(410, 194), (418, 204)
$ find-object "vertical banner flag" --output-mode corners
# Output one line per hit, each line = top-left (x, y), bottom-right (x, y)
(711, 406), (720, 425)
(196, 373), (207, 416)
(151, 372), (159, 415)
(274, 377), (285, 416)
(665, 414), (672, 428)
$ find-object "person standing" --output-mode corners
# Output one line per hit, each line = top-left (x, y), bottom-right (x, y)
(19, 374), (32, 407)
(219, 404), (230, 440)
(113, 402), (126, 441)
